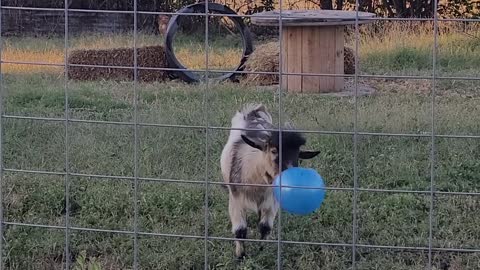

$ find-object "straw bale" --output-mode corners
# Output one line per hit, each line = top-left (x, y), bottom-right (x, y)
(68, 45), (168, 82)
(242, 42), (279, 86)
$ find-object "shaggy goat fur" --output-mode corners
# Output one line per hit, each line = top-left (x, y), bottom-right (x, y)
(220, 103), (320, 259)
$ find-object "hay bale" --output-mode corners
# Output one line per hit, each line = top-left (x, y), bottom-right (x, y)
(68, 45), (168, 82)
(242, 42), (279, 86)
(242, 42), (356, 86)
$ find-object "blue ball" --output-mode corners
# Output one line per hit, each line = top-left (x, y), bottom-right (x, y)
(273, 167), (326, 215)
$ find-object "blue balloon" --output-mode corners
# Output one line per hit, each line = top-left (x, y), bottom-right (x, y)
(273, 167), (326, 215)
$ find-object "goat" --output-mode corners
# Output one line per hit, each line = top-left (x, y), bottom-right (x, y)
(220, 103), (321, 259)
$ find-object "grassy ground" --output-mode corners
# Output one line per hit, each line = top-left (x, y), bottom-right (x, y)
(0, 30), (245, 74)
(355, 21), (480, 77)
(2, 21), (479, 76)
(1, 21), (480, 269)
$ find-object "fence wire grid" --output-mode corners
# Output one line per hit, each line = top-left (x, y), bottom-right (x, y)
(0, 0), (479, 269)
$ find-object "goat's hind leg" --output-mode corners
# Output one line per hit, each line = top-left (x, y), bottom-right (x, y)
(229, 194), (247, 259)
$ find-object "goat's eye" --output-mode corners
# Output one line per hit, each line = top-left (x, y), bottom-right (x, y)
(271, 148), (278, 155)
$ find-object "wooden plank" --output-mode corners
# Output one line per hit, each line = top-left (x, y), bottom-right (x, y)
(317, 27), (327, 92)
(282, 25), (347, 93)
(281, 27), (289, 92)
(318, 26), (337, 92)
(284, 27), (303, 92)
(252, 20), (376, 27)
(251, 10), (376, 27)
(301, 26), (320, 93)
(334, 26), (345, 91)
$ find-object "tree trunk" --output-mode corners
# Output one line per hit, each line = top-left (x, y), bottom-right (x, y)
(360, 0), (374, 12)
(384, 0), (395, 17)
(320, 0), (333, 10)
(392, 0), (406, 17)
(336, 0), (344, 10)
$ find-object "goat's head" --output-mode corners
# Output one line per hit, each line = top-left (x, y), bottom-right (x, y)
(240, 126), (320, 178)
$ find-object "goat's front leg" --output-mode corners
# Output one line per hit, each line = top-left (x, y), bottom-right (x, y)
(258, 194), (279, 240)
(229, 194), (247, 259)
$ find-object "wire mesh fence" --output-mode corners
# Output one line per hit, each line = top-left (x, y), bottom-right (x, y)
(0, 0), (479, 269)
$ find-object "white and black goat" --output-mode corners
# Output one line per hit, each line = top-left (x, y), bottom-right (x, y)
(220, 103), (320, 259)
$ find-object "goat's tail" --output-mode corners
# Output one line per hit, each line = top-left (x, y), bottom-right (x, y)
(239, 103), (273, 125)
(228, 103), (272, 139)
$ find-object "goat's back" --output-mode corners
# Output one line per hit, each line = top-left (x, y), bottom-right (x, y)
(220, 103), (273, 186)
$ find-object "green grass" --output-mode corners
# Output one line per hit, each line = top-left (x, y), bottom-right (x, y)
(1, 22), (480, 269)
(354, 21), (480, 76)
(1, 73), (480, 269)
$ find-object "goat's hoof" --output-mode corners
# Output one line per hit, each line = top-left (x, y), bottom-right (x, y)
(235, 252), (246, 261)
(258, 222), (271, 240)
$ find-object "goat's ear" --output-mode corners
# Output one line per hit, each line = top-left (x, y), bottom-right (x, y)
(241, 135), (266, 151)
(299, 150), (320, 159)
